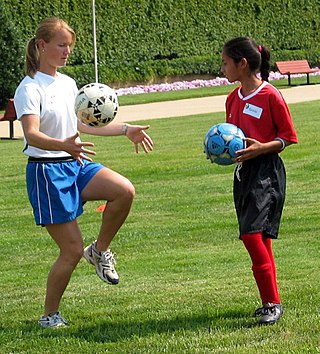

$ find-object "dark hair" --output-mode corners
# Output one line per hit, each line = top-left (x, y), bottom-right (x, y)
(223, 36), (271, 81)
(25, 17), (76, 78)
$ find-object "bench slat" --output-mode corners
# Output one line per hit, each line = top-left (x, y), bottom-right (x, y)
(0, 99), (16, 122)
(275, 60), (320, 85)
(0, 99), (18, 139)
(276, 60), (316, 74)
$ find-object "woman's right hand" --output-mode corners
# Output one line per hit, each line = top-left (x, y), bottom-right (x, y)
(21, 115), (95, 165)
(64, 132), (96, 165)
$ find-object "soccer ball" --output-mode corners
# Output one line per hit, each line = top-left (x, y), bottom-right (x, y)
(74, 83), (118, 127)
(204, 123), (245, 165)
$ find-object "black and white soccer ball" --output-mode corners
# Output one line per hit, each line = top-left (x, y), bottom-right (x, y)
(75, 83), (118, 127)
(204, 123), (245, 165)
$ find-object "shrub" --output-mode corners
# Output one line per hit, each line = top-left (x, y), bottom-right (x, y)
(0, 1), (24, 108)
(2, 0), (320, 103)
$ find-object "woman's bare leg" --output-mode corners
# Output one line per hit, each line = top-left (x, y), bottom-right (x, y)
(44, 220), (84, 316)
(81, 167), (135, 251)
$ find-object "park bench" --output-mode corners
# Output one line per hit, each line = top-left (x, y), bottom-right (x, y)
(275, 60), (320, 86)
(0, 98), (18, 139)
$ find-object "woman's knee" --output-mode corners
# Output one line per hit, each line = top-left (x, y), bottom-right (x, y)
(122, 179), (135, 201)
(56, 237), (84, 264)
(63, 245), (83, 266)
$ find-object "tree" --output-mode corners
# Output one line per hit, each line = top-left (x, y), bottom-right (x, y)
(0, 1), (25, 108)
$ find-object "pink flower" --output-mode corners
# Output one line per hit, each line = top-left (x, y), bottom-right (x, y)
(115, 70), (320, 96)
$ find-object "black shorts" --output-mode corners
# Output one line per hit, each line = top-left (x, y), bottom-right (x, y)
(233, 153), (286, 239)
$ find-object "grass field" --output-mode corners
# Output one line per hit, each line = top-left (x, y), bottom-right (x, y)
(0, 94), (320, 353)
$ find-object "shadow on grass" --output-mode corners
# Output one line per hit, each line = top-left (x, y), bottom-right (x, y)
(22, 308), (258, 342)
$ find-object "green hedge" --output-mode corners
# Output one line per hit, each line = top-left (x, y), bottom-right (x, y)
(59, 54), (223, 88)
(1, 0), (320, 105)
(0, 1), (25, 107)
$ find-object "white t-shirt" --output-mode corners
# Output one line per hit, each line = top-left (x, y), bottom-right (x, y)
(14, 71), (79, 158)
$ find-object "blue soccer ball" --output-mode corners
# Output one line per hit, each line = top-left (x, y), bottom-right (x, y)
(204, 123), (245, 165)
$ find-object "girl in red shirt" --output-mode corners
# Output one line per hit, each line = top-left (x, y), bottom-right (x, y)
(221, 37), (298, 325)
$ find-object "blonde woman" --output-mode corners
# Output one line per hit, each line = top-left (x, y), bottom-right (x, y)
(14, 17), (153, 328)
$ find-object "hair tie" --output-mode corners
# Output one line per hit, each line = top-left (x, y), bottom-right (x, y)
(258, 45), (263, 53)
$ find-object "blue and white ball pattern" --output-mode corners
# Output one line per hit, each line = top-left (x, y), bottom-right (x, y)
(204, 123), (245, 165)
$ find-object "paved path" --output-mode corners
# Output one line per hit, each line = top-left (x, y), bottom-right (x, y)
(2, 84), (320, 138)
(116, 83), (320, 122)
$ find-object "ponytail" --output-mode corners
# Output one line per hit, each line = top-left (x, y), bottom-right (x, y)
(25, 37), (40, 78)
(259, 45), (271, 82)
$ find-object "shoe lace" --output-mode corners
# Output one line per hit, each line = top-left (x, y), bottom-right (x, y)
(49, 312), (68, 324)
(261, 305), (276, 316)
(235, 162), (243, 182)
(100, 250), (117, 270)
(254, 306), (264, 317)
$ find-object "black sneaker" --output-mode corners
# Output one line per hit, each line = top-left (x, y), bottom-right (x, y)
(254, 306), (265, 317)
(258, 304), (283, 325)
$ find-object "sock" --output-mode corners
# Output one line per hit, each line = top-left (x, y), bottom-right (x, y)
(242, 232), (280, 304)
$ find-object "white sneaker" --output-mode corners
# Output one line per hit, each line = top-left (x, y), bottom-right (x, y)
(39, 312), (68, 328)
(83, 241), (119, 284)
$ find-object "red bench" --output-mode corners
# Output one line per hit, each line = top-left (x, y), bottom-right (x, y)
(0, 99), (18, 139)
(275, 60), (320, 86)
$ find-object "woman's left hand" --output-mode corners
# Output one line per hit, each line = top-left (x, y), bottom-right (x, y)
(126, 125), (154, 153)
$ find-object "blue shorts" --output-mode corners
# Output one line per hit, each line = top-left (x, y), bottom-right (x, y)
(26, 159), (104, 225)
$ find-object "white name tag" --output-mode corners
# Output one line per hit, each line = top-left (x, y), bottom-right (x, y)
(243, 103), (263, 119)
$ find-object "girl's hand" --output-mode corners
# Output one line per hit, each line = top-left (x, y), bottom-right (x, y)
(64, 132), (96, 165)
(235, 137), (285, 162)
(235, 137), (264, 162)
(126, 125), (154, 154)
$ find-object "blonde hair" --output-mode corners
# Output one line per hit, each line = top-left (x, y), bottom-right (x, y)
(25, 17), (76, 77)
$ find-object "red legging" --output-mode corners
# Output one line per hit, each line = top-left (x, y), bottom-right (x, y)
(241, 232), (280, 304)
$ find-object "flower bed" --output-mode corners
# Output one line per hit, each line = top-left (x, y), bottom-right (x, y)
(115, 71), (320, 96)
